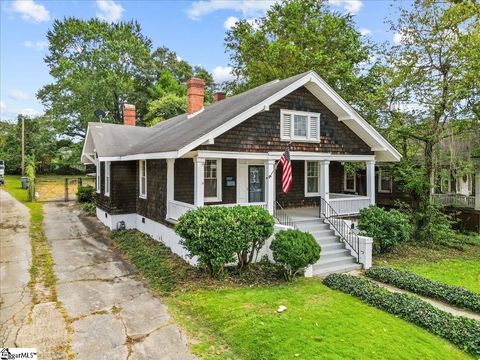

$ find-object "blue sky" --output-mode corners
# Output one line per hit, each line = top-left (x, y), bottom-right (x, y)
(0, 0), (403, 121)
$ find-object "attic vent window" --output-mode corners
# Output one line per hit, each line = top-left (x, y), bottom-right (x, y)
(280, 109), (320, 142)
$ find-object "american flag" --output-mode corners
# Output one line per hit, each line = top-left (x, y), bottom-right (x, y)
(279, 146), (292, 193)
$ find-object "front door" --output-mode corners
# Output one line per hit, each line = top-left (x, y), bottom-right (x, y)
(248, 165), (265, 203)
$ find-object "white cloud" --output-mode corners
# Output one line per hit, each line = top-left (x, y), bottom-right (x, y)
(224, 15), (258, 30)
(393, 32), (403, 44)
(329, 0), (363, 15)
(212, 66), (235, 83)
(224, 16), (238, 29)
(8, 89), (30, 101)
(17, 108), (41, 117)
(96, 0), (124, 22)
(187, 0), (276, 20)
(0, 100), (6, 113)
(12, 0), (50, 23)
(23, 40), (48, 51)
(359, 28), (371, 36)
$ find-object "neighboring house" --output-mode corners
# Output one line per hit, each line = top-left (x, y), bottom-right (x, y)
(81, 70), (402, 275)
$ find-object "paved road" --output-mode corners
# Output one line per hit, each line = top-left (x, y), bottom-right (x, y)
(44, 202), (196, 360)
(0, 189), (32, 346)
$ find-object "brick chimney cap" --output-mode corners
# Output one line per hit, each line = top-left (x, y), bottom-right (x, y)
(123, 104), (136, 109)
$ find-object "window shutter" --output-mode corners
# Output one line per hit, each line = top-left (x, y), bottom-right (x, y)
(282, 113), (292, 139)
(309, 116), (319, 140)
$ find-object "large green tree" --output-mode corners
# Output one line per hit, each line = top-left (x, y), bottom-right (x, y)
(224, 0), (374, 114)
(382, 0), (479, 240)
(37, 18), (154, 137)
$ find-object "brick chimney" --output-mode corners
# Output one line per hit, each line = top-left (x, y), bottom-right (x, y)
(187, 78), (205, 114)
(123, 104), (136, 126)
(213, 91), (226, 102)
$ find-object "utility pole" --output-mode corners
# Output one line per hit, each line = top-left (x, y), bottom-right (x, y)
(21, 116), (25, 176)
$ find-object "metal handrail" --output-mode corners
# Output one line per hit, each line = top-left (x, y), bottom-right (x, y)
(319, 196), (359, 261)
(274, 201), (297, 229)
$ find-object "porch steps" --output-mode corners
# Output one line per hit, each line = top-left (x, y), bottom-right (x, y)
(294, 219), (362, 277)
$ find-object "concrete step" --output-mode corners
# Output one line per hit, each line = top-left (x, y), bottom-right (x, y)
(320, 249), (351, 258)
(319, 242), (346, 251)
(309, 229), (336, 238)
(313, 263), (362, 277)
(315, 256), (357, 269)
(296, 222), (330, 231)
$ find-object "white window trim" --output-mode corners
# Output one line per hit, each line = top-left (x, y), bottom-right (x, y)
(96, 159), (101, 193)
(378, 168), (392, 193)
(104, 161), (111, 197)
(280, 109), (320, 142)
(304, 161), (320, 197)
(139, 160), (147, 199)
(204, 159), (222, 203)
(343, 171), (356, 192)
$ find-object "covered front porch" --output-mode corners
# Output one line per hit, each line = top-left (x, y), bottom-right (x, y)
(165, 151), (376, 223)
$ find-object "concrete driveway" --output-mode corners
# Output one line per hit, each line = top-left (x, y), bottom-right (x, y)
(44, 202), (196, 360)
(0, 189), (31, 346)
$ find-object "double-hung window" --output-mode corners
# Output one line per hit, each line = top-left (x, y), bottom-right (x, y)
(96, 159), (101, 193)
(104, 161), (111, 196)
(344, 171), (356, 192)
(281, 110), (320, 142)
(139, 160), (147, 198)
(204, 159), (222, 202)
(378, 168), (392, 193)
(305, 161), (319, 196)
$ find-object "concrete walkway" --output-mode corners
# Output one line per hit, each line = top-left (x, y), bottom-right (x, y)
(44, 202), (196, 360)
(0, 189), (31, 346)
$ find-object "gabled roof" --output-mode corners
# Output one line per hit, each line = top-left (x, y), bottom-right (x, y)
(82, 70), (401, 163)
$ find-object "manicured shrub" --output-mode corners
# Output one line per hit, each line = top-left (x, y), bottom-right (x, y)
(358, 206), (413, 254)
(77, 185), (95, 203)
(270, 229), (320, 280)
(175, 206), (239, 277)
(323, 273), (480, 356)
(231, 206), (275, 269)
(365, 266), (480, 313)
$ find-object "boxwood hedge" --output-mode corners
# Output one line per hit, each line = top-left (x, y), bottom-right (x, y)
(323, 273), (480, 356)
(365, 266), (480, 313)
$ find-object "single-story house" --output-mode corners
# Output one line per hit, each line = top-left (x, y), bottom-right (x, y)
(81, 70), (402, 276)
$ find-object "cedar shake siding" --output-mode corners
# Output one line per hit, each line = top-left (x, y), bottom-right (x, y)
(95, 161), (137, 214)
(174, 159), (194, 204)
(174, 158), (237, 205)
(136, 159), (168, 224)
(276, 161), (316, 208)
(198, 87), (372, 155)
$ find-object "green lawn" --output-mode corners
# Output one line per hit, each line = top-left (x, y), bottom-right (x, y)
(375, 237), (480, 294)
(167, 279), (469, 360)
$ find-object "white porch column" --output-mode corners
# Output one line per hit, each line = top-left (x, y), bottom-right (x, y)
(266, 159), (276, 215)
(166, 159), (175, 218)
(366, 160), (375, 205)
(319, 160), (330, 203)
(475, 173), (480, 211)
(194, 157), (205, 207)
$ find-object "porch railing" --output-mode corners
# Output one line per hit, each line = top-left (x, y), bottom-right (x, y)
(432, 193), (475, 208)
(274, 201), (297, 229)
(329, 194), (371, 216)
(319, 197), (359, 261)
(167, 200), (197, 221)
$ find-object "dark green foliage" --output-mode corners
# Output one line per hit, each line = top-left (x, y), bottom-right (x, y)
(175, 206), (239, 277)
(76, 185), (95, 203)
(270, 230), (321, 280)
(175, 206), (275, 277)
(365, 266), (480, 313)
(81, 202), (96, 216)
(323, 273), (480, 356)
(230, 206), (275, 269)
(358, 206), (413, 254)
(112, 230), (181, 294)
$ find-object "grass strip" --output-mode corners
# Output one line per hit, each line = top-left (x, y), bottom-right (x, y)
(365, 266), (480, 313)
(323, 273), (480, 356)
